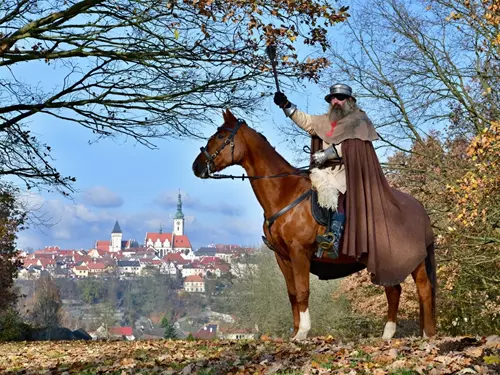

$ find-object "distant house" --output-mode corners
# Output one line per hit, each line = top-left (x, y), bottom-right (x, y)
(194, 324), (217, 340)
(215, 248), (233, 264)
(184, 275), (205, 293)
(181, 264), (204, 278)
(87, 261), (108, 276)
(109, 326), (135, 341)
(117, 260), (141, 276)
(72, 265), (89, 278)
(159, 261), (178, 276)
(91, 326), (135, 341)
(219, 328), (257, 340)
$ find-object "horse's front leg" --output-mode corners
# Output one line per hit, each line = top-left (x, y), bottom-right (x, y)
(289, 244), (311, 341)
(274, 253), (300, 336)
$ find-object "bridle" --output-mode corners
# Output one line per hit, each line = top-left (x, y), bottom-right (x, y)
(200, 118), (245, 175)
(199, 118), (310, 180)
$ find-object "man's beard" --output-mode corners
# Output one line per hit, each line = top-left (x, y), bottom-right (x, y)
(329, 100), (357, 122)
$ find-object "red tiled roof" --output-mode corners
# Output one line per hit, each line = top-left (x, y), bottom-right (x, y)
(22, 259), (39, 268)
(185, 275), (204, 282)
(199, 256), (217, 264)
(95, 240), (110, 251)
(194, 324), (217, 340)
(163, 253), (189, 263)
(146, 233), (172, 243)
(58, 250), (79, 256)
(109, 326), (133, 336)
(88, 262), (106, 270)
(173, 235), (191, 248)
(39, 259), (56, 268)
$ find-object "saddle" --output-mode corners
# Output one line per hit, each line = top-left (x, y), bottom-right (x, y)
(311, 189), (331, 227)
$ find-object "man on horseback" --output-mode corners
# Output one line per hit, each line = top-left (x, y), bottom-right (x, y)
(273, 83), (380, 258)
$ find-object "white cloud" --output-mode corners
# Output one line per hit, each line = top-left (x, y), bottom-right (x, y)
(80, 186), (124, 208)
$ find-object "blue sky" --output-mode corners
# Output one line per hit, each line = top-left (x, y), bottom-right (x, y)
(8, 5), (355, 252)
(15, 75), (329, 251)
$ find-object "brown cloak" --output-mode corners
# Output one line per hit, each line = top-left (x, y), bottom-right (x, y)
(340, 139), (434, 286)
(293, 105), (434, 285)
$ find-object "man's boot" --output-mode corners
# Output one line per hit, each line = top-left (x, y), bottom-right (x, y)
(316, 211), (346, 259)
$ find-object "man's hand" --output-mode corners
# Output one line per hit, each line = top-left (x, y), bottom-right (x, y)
(273, 92), (291, 109)
(313, 145), (340, 165)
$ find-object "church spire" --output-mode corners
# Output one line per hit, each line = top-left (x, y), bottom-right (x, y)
(174, 190), (184, 219)
(159, 223), (163, 234)
(173, 190), (185, 236)
(112, 220), (122, 234)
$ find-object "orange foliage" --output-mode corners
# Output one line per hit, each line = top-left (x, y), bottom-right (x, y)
(446, 122), (500, 231)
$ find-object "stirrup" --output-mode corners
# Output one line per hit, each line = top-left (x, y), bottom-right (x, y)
(316, 232), (335, 250)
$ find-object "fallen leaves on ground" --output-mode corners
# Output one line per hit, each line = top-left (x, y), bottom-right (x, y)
(0, 335), (498, 374)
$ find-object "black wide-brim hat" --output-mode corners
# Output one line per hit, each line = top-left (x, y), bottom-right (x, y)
(325, 83), (356, 102)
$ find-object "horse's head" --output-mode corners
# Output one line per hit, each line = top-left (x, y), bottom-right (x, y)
(192, 109), (246, 179)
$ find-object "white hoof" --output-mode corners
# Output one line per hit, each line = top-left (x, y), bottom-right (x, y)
(382, 321), (396, 340)
(292, 330), (308, 341)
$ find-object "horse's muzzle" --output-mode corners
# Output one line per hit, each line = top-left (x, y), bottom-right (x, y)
(192, 160), (209, 179)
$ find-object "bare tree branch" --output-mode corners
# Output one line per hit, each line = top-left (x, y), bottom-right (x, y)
(0, 0), (349, 194)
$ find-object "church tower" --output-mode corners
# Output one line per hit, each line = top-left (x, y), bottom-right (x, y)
(110, 220), (123, 252)
(173, 191), (184, 236)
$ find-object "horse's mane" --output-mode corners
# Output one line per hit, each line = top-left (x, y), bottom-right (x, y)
(245, 125), (299, 172)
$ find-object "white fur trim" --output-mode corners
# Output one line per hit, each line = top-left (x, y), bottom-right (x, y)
(310, 166), (346, 210)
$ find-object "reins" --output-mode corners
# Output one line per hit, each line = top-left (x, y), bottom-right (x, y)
(207, 165), (311, 180)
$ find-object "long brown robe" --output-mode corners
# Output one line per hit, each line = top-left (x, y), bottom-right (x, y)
(340, 139), (434, 285)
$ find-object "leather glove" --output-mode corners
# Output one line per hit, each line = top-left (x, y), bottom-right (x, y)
(313, 145), (340, 165)
(273, 92), (291, 109)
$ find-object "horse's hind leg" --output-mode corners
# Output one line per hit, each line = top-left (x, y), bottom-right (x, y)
(275, 253), (300, 337)
(412, 261), (436, 338)
(382, 284), (402, 339)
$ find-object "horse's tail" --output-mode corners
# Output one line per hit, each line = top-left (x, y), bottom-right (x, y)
(425, 242), (437, 320)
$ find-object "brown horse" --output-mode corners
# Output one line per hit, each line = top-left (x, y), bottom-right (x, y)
(192, 109), (436, 340)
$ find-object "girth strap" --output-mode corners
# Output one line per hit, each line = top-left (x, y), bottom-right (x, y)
(264, 189), (312, 229)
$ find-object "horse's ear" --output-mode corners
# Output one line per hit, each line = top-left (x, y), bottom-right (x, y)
(222, 109), (228, 121)
(225, 109), (237, 122)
